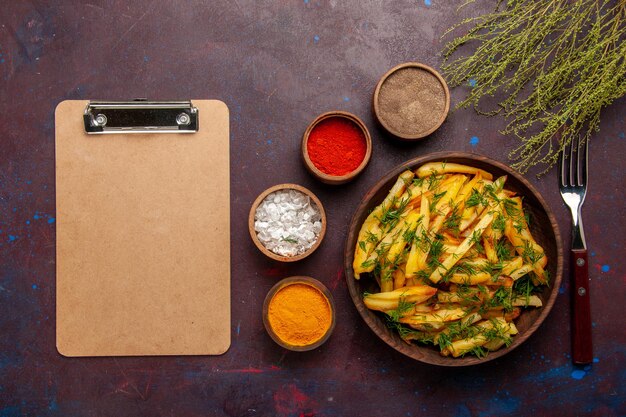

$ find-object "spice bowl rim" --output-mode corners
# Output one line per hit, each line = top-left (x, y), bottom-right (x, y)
(262, 276), (336, 352)
(301, 110), (372, 185)
(373, 62), (451, 141)
(248, 183), (327, 262)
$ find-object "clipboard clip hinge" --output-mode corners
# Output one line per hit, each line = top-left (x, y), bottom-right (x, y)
(84, 100), (198, 134)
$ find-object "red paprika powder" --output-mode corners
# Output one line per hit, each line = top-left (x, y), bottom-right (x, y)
(306, 117), (367, 176)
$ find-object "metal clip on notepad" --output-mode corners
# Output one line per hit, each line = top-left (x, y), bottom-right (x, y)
(83, 100), (199, 134)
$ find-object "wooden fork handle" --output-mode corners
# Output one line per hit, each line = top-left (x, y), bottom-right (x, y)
(571, 249), (593, 364)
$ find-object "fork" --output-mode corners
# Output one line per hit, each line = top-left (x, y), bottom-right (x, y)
(559, 135), (593, 364)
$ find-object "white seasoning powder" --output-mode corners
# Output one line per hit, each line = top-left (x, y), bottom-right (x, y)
(254, 189), (322, 257)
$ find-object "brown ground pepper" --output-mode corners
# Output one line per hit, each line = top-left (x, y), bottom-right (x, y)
(377, 67), (446, 137)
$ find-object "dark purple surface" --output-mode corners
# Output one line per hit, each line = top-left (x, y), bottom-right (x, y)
(1, 1), (624, 416)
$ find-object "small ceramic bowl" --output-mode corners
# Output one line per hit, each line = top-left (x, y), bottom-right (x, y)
(373, 62), (450, 141)
(262, 276), (336, 351)
(249, 183), (326, 262)
(301, 111), (372, 185)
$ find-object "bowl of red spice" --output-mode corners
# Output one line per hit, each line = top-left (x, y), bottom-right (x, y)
(301, 111), (372, 185)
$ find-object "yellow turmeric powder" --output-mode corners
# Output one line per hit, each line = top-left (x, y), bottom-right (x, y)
(267, 283), (332, 346)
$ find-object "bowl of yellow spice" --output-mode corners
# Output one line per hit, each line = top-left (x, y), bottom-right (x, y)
(263, 276), (335, 351)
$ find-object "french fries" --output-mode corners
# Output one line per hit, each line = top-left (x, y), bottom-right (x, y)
(353, 161), (550, 358)
(405, 196), (431, 281)
(363, 285), (437, 312)
(416, 162), (493, 181)
(353, 171), (414, 279)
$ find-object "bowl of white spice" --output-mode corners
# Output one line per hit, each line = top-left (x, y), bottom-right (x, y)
(248, 184), (326, 262)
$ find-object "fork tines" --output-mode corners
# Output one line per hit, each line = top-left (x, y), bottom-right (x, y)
(559, 135), (588, 188)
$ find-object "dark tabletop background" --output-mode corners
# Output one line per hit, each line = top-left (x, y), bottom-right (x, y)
(1, 1), (624, 416)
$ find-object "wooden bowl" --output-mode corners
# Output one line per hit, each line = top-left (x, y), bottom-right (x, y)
(249, 183), (326, 262)
(301, 111), (372, 185)
(262, 276), (336, 351)
(344, 152), (563, 366)
(373, 62), (450, 141)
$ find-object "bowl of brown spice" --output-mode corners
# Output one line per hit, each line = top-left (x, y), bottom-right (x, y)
(262, 276), (336, 351)
(373, 62), (450, 140)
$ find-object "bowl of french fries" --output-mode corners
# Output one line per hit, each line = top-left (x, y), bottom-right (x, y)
(344, 152), (563, 366)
